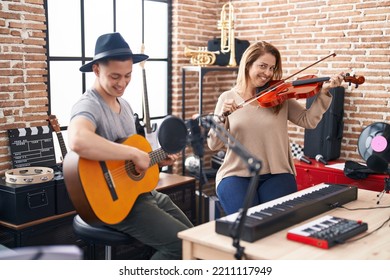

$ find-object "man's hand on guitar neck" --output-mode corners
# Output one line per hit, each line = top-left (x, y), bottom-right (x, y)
(158, 153), (179, 168)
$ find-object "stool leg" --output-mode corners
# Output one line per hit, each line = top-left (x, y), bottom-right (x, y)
(86, 243), (96, 260)
(105, 245), (112, 260)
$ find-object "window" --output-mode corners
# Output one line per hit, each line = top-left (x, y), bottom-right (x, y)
(45, 0), (170, 128)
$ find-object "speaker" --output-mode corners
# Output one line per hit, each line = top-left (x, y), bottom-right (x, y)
(303, 87), (345, 161)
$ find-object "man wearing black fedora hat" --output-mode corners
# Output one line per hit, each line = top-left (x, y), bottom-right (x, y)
(67, 32), (193, 259)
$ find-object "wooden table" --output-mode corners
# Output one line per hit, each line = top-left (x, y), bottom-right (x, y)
(156, 172), (195, 191)
(178, 185), (390, 259)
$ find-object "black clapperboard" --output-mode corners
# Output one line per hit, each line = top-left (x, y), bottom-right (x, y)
(8, 126), (57, 168)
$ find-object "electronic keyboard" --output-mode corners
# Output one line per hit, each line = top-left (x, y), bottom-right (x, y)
(215, 184), (358, 242)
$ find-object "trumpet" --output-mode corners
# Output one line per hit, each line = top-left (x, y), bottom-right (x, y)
(218, 2), (237, 67)
(184, 46), (219, 66)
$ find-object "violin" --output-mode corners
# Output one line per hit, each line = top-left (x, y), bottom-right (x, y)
(222, 53), (365, 116)
(255, 73), (365, 108)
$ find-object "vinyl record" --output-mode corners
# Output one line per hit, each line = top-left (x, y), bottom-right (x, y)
(357, 122), (390, 173)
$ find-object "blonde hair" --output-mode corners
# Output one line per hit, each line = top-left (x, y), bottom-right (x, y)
(235, 41), (283, 113)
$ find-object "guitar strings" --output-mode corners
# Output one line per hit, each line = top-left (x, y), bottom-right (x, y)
(103, 149), (167, 179)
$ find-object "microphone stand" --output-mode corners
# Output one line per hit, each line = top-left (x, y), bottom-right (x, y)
(186, 119), (208, 225)
(200, 115), (262, 260)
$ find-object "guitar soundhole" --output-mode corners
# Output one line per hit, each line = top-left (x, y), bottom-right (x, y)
(125, 161), (145, 181)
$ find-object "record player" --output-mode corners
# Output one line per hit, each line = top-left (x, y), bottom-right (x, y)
(357, 122), (390, 203)
(358, 122), (390, 173)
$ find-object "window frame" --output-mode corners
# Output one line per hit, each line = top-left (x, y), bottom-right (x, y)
(44, 0), (172, 129)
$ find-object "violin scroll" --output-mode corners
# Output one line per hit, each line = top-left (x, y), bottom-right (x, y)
(344, 73), (365, 88)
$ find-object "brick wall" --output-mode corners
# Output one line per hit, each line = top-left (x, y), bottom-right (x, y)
(0, 0), (47, 173)
(0, 0), (389, 174)
(172, 0), (390, 170)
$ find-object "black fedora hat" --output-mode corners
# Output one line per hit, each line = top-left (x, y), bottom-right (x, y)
(80, 32), (149, 72)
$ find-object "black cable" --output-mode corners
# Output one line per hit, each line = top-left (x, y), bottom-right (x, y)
(339, 205), (390, 211)
(337, 204), (390, 243)
(345, 216), (390, 243)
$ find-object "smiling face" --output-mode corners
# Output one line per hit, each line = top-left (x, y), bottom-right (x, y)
(248, 53), (277, 88)
(93, 58), (133, 99)
(236, 42), (282, 95)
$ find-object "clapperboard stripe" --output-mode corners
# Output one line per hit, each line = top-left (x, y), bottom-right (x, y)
(10, 126), (51, 138)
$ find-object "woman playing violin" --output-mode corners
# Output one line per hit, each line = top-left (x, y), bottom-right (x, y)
(207, 41), (344, 215)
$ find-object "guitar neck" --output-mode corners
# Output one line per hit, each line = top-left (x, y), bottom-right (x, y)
(56, 132), (68, 159)
(48, 115), (68, 161)
(149, 148), (167, 167)
(142, 69), (153, 134)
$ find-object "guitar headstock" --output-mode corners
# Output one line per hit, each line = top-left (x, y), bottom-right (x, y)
(344, 73), (365, 88)
(48, 115), (61, 132)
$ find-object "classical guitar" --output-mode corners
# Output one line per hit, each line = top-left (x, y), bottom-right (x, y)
(139, 43), (159, 149)
(63, 134), (168, 225)
(48, 114), (68, 161)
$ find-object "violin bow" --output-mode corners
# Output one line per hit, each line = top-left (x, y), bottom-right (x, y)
(223, 52), (337, 116)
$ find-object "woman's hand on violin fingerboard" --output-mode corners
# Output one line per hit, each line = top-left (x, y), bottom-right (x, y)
(322, 72), (345, 92)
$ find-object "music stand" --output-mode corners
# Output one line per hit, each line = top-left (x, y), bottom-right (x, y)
(200, 115), (261, 259)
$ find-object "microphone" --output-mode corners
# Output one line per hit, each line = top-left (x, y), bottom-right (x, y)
(297, 154), (312, 164)
(185, 118), (204, 157)
(315, 154), (328, 165)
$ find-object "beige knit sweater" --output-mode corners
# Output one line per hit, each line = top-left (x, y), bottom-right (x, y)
(207, 88), (333, 188)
